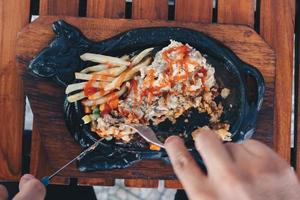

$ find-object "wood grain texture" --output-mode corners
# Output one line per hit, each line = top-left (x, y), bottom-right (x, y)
(124, 179), (158, 188)
(294, 0), (300, 176)
(87, 0), (125, 18)
(260, 0), (295, 162)
(39, 0), (79, 16)
(218, 0), (254, 27)
(175, 0), (213, 23)
(132, 0), (168, 20)
(0, 0), (30, 181)
(165, 180), (182, 188)
(16, 16), (275, 186)
(77, 177), (115, 186)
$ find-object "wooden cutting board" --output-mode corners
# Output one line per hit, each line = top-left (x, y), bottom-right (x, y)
(16, 16), (275, 187)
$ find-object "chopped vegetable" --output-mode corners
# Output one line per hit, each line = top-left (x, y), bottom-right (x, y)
(84, 106), (92, 114)
(82, 115), (92, 124)
(108, 98), (119, 110)
(92, 108), (100, 115)
(149, 144), (161, 151)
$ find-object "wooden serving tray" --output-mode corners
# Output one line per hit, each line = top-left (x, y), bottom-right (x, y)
(16, 16), (275, 187)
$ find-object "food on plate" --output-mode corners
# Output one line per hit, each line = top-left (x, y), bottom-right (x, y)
(66, 40), (232, 148)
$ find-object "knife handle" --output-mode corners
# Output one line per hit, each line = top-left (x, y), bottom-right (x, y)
(40, 176), (49, 186)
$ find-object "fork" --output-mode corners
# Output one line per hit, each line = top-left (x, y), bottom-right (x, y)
(125, 124), (165, 148)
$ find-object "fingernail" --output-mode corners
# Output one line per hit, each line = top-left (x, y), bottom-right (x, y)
(22, 174), (35, 181)
(164, 135), (181, 145)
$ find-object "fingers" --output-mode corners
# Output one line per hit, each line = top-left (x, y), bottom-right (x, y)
(0, 184), (8, 200)
(241, 140), (290, 170)
(13, 174), (46, 200)
(194, 129), (233, 174)
(18, 174), (35, 191)
(165, 136), (207, 197)
(241, 140), (278, 158)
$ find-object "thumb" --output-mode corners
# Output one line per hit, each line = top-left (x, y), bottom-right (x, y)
(13, 174), (46, 200)
(0, 184), (8, 200)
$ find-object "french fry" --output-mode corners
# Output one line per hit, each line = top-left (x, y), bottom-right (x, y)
(80, 64), (109, 73)
(120, 54), (130, 61)
(80, 53), (130, 66)
(131, 47), (154, 66)
(82, 84), (127, 106)
(65, 81), (108, 94)
(88, 89), (111, 100)
(67, 91), (86, 103)
(93, 65), (127, 77)
(130, 55), (137, 62)
(75, 73), (115, 82)
(84, 106), (92, 114)
(104, 57), (151, 91)
(65, 82), (87, 94)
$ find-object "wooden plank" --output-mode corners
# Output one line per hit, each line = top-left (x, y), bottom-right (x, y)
(218, 0), (254, 27)
(86, 0), (125, 18)
(260, 0), (295, 162)
(175, 0), (213, 23)
(39, 0), (79, 16)
(0, 0), (30, 181)
(132, 0), (168, 20)
(124, 179), (158, 188)
(164, 180), (183, 189)
(295, 0), (300, 176)
(77, 177), (115, 186)
(16, 16), (275, 185)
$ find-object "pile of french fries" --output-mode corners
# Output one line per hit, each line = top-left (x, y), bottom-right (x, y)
(66, 47), (154, 106)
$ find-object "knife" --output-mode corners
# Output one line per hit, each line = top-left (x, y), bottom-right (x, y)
(40, 138), (104, 186)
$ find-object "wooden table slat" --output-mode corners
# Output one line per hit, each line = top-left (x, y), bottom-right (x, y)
(0, 0), (30, 181)
(297, 0), (300, 176)
(124, 179), (158, 188)
(86, 0), (125, 18)
(175, 0), (213, 23)
(164, 180), (183, 189)
(39, 0), (80, 16)
(77, 177), (115, 186)
(132, 0), (168, 20)
(218, 0), (254, 27)
(260, 0), (295, 162)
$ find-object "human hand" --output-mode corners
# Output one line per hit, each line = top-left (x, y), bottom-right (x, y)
(165, 129), (300, 200)
(0, 174), (46, 200)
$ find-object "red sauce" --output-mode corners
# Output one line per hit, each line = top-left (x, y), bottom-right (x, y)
(130, 79), (139, 104)
(108, 98), (119, 110)
(130, 79), (138, 96)
(162, 45), (189, 77)
(136, 44), (208, 105)
(199, 67), (207, 84)
(101, 103), (111, 115)
(84, 75), (98, 96)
